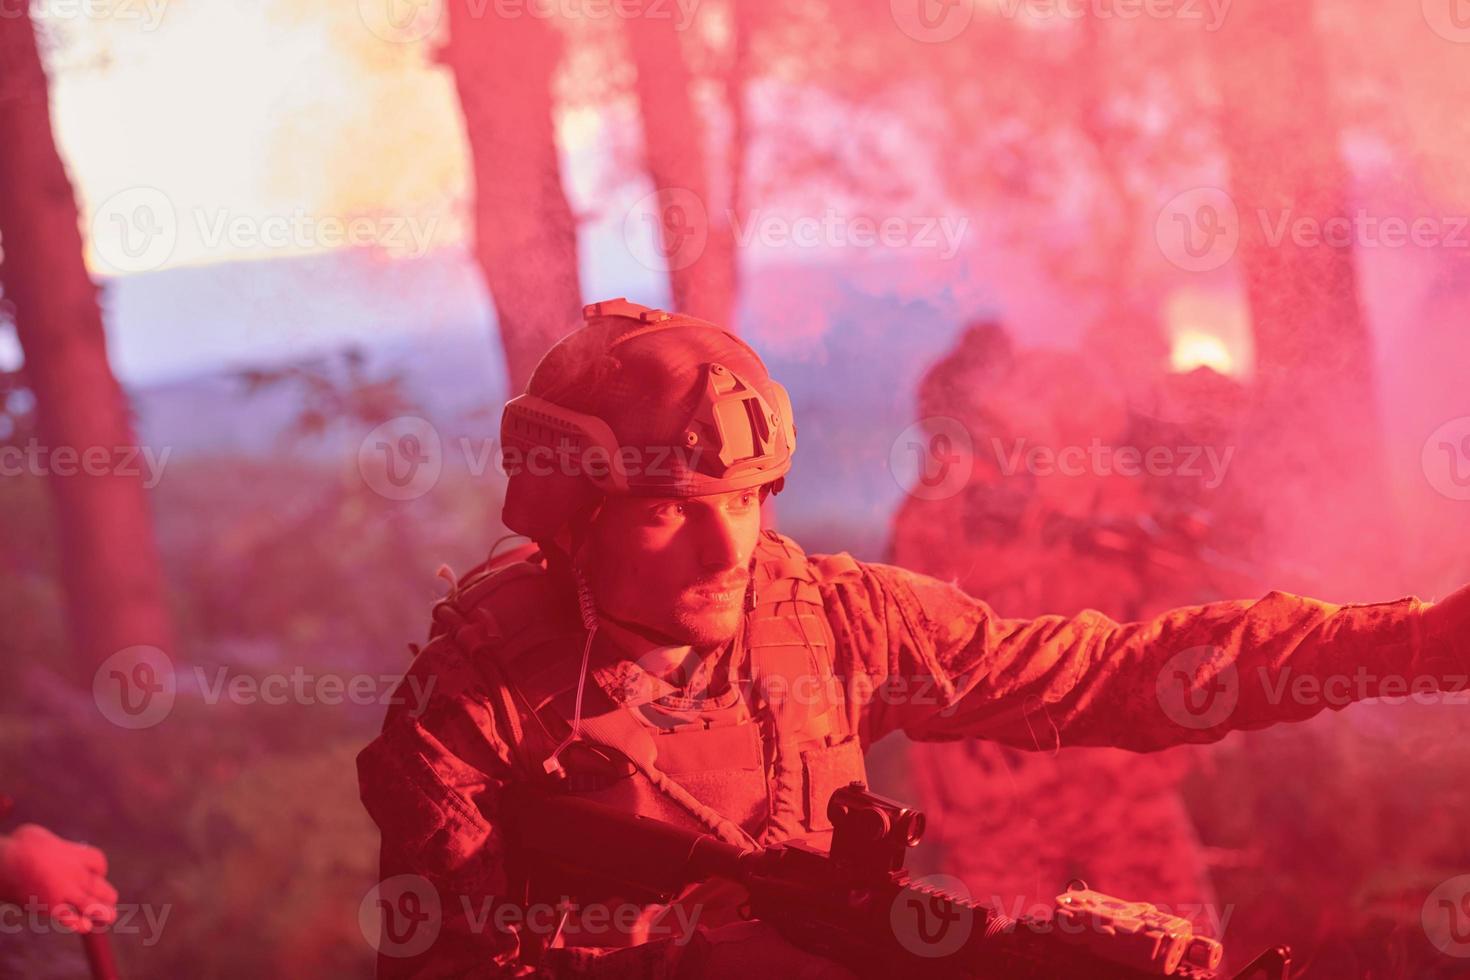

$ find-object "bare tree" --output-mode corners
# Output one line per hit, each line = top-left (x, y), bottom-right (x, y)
(0, 11), (174, 685)
(1207, 0), (1393, 590)
(442, 5), (584, 394)
(625, 4), (738, 327)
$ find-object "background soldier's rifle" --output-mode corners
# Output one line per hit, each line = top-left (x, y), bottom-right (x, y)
(504, 781), (1292, 980)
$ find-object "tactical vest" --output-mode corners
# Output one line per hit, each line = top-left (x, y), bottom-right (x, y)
(428, 530), (868, 854)
(425, 530), (869, 955)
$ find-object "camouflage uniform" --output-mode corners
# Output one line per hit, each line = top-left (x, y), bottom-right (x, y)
(359, 528), (1440, 976)
(356, 301), (1461, 977)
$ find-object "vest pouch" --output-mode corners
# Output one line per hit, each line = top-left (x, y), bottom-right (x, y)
(800, 733), (867, 832)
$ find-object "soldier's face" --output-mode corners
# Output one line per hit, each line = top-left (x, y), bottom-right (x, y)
(584, 487), (763, 648)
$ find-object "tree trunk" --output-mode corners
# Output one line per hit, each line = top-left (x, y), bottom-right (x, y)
(626, 5), (738, 328)
(441, 7), (583, 395)
(0, 12), (174, 685)
(1207, 0), (1393, 592)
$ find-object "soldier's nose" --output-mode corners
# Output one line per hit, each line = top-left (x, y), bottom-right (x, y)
(695, 509), (745, 572)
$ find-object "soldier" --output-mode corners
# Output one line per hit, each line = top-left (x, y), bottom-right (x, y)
(357, 298), (1470, 978)
(889, 331), (1260, 934)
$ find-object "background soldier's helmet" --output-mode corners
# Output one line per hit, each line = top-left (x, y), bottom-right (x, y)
(499, 298), (797, 545)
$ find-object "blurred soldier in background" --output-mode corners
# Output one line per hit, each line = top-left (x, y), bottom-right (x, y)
(887, 321), (1262, 926)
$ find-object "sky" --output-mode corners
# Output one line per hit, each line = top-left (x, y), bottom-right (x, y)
(42, 0), (472, 273)
(14, 0), (1388, 388)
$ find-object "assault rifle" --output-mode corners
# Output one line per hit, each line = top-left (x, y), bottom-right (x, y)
(504, 781), (1292, 980)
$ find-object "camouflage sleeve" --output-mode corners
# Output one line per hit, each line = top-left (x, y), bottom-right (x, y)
(813, 555), (1455, 753)
(356, 643), (717, 979)
(356, 641), (525, 978)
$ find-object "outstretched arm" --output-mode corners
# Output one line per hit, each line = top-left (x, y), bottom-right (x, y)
(813, 554), (1466, 753)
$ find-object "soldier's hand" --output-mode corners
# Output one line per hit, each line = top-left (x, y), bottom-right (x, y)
(1424, 582), (1470, 667)
(689, 918), (857, 980)
(0, 824), (118, 932)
